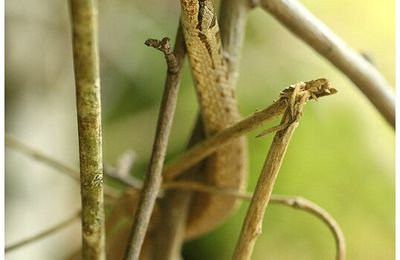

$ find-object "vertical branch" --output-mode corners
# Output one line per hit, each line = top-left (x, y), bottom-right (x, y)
(232, 112), (300, 260)
(232, 81), (333, 260)
(219, 0), (252, 87)
(69, 0), (105, 259)
(124, 29), (185, 260)
(153, 118), (204, 260)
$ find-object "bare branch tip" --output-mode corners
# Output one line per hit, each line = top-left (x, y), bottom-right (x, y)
(145, 37), (172, 54)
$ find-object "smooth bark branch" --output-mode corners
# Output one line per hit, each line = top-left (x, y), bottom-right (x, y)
(69, 0), (105, 258)
(257, 0), (394, 127)
(232, 81), (335, 260)
(124, 28), (185, 260)
(5, 211), (81, 253)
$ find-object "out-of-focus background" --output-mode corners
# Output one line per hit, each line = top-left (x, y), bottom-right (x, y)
(5, 0), (394, 259)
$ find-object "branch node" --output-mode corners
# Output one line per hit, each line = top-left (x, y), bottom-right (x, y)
(145, 37), (179, 74)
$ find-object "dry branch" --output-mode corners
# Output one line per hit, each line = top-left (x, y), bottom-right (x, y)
(232, 80), (337, 260)
(124, 31), (185, 260)
(256, 0), (394, 127)
(69, 0), (106, 258)
(163, 79), (336, 180)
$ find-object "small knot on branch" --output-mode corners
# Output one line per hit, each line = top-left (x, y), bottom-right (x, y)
(145, 37), (179, 74)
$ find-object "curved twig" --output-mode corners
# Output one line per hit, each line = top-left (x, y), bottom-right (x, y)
(269, 196), (346, 260)
(5, 211), (81, 253)
(5, 133), (79, 181)
(134, 179), (346, 260)
(5, 133), (119, 199)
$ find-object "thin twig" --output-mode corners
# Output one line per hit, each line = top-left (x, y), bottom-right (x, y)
(124, 32), (185, 260)
(5, 133), (119, 199)
(269, 196), (346, 260)
(232, 81), (335, 260)
(5, 211), (81, 253)
(152, 119), (204, 260)
(5, 133), (79, 181)
(69, 0), (106, 258)
(163, 180), (345, 260)
(113, 178), (345, 260)
(147, 27), (189, 260)
(163, 79), (337, 180)
(255, 0), (394, 127)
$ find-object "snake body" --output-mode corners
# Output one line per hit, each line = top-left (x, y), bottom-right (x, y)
(105, 2), (247, 258)
(180, 0), (248, 239)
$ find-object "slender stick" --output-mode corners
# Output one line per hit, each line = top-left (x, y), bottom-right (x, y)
(69, 0), (105, 258)
(152, 119), (204, 260)
(232, 84), (317, 260)
(163, 100), (285, 180)
(5, 133), (121, 199)
(113, 177), (345, 260)
(5, 211), (81, 253)
(5, 133), (79, 181)
(256, 0), (394, 127)
(269, 196), (346, 260)
(163, 79), (336, 180)
(124, 31), (185, 260)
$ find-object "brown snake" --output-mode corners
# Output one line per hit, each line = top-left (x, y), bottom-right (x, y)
(178, 0), (248, 239)
(105, 0), (247, 258)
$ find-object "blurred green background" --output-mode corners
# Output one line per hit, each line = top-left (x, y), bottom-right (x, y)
(5, 0), (394, 259)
